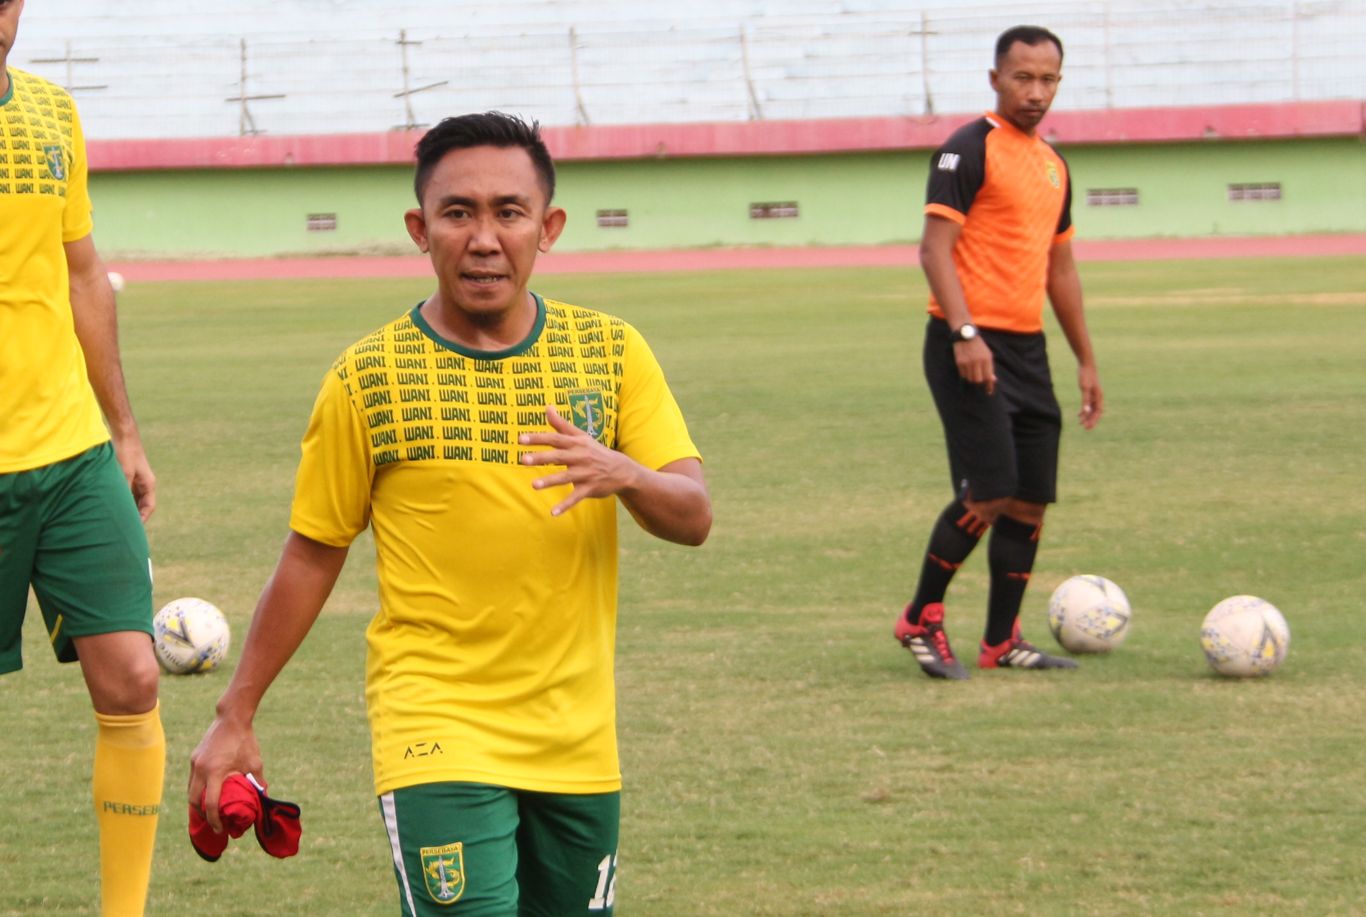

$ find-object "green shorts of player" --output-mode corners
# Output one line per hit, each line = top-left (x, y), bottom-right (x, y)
(379, 782), (620, 916)
(0, 443), (153, 674)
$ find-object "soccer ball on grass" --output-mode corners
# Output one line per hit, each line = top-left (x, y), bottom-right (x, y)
(153, 597), (230, 674)
(1200, 595), (1289, 677)
(1047, 575), (1131, 653)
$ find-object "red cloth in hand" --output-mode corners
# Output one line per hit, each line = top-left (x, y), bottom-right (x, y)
(253, 790), (303, 859)
(188, 774), (262, 862)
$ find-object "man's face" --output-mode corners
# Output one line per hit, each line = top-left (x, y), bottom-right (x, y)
(405, 145), (565, 324)
(0, 0), (24, 67)
(989, 39), (1062, 135)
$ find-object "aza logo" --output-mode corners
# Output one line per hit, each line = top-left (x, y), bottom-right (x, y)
(1045, 160), (1061, 189)
(43, 145), (65, 181)
(567, 390), (606, 442)
(403, 741), (445, 759)
(420, 842), (465, 904)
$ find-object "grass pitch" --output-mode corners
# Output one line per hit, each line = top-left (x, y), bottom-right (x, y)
(1, 255), (1364, 915)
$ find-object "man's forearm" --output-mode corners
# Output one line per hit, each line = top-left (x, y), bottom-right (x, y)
(619, 459), (711, 547)
(919, 217), (972, 329)
(1047, 271), (1094, 366)
(67, 243), (142, 438)
(216, 533), (349, 721)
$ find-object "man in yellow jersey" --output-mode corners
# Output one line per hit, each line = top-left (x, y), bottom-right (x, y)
(189, 111), (712, 915)
(0, 1), (165, 914)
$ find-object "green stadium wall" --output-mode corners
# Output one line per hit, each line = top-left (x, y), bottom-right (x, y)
(86, 106), (1366, 260)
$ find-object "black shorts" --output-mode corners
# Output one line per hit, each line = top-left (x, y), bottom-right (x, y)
(923, 317), (1061, 504)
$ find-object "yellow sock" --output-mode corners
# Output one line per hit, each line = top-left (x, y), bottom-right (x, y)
(93, 703), (165, 917)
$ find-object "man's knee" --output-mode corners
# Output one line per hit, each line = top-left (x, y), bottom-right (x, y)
(1003, 499), (1047, 526)
(75, 632), (160, 715)
(963, 496), (1011, 525)
(963, 497), (1046, 527)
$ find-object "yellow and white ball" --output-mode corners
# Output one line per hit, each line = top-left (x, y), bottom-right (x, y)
(153, 597), (230, 675)
(1200, 595), (1289, 677)
(1048, 575), (1131, 653)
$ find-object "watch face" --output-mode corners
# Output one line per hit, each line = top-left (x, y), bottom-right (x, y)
(955, 324), (978, 341)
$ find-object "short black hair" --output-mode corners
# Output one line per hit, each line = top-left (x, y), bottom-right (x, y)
(995, 26), (1064, 67)
(413, 111), (556, 206)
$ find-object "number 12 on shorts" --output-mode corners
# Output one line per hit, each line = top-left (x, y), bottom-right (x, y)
(588, 853), (617, 911)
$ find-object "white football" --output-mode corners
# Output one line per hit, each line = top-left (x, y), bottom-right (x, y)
(1048, 575), (1131, 653)
(153, 597), (230, 675)
(1200, 595), (1289, 677)
(107, 271), (126, 293)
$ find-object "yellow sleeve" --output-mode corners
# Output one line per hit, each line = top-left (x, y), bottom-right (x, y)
(289, 368), (375, 546)
(62, 101), (94, 243)
(614, 324), (701, 471)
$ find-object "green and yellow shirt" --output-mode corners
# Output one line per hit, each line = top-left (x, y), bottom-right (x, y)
(290, 296), (700, 796)
(0, 68), (106, 472)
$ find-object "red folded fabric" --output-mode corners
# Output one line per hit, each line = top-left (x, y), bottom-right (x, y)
(254, 792), (303, 858)
(188, 774), (262, 862)
(242, 772), (302, 859)
(188, 807), (229, 862)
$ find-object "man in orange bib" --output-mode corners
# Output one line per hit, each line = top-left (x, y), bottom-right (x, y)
(896, 26), (1105, 679)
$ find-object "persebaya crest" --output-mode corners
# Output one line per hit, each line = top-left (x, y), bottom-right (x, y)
(568, 390), (607, 441)
(44, 146), (66, 181)
(421, 842), (465, 905)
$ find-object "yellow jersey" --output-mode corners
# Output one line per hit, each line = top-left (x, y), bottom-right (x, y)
(0, 68), (107, 473)
(290, 296), (701, 796)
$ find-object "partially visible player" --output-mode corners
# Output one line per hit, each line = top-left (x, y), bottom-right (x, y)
(895, 25), (1103, 679)
(189, 111), (711, 915)
(0, 0), (165, 912)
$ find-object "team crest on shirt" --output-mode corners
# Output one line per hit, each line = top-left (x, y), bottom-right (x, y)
(420, 842), (465, 905)
(1045, 160), (1061, 189)
(43, 145), (66, 181)
(567, 390), (607, 442)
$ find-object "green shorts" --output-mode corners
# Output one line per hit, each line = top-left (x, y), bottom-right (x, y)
(378, 782), (620, 917)
(0, 443), (153, 675)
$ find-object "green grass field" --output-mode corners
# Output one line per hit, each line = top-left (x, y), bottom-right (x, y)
(2, 255), (1364, 915)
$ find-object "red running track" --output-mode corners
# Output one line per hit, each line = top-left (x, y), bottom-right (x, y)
(108, 234), (1366, 283)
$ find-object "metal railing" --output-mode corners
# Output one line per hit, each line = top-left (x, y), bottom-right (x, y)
(18, 0), (1365, 140)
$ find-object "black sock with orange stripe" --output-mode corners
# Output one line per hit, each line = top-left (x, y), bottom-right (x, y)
(985, 515), (1042, 645)
(906, 500), (990, 625)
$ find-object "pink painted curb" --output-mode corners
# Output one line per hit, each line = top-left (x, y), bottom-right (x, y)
(89, 102), (1365, 172)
